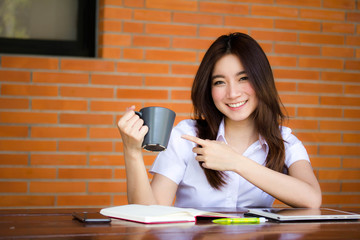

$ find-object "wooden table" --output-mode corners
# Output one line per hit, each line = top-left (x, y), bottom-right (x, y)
(0, 208), (359, 239)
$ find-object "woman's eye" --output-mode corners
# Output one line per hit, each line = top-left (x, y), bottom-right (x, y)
(213, 80), (224, 86)
(239, 76), (248, 81)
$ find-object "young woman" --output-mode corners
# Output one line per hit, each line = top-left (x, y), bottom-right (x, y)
(118, 32), (322, 208)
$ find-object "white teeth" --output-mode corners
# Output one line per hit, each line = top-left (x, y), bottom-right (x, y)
(228, 101), (246, 107)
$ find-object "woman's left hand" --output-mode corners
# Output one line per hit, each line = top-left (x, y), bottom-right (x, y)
(181, 134), (241, 171)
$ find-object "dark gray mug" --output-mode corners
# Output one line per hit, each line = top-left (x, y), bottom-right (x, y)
(135, 106), (176, 152)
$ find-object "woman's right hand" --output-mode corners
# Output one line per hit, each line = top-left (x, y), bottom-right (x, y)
(117, 106), (149, 152)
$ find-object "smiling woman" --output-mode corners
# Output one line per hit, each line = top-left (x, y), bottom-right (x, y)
(117, 32), (322, 209)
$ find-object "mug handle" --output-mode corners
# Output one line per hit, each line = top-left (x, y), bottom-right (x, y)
(134, 111), (142, 118)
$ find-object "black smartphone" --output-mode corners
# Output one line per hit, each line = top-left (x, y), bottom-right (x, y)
(72, 212), (111, 223)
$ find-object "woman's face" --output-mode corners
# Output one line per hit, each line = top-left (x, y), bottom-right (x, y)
(211, 54), (258, 123)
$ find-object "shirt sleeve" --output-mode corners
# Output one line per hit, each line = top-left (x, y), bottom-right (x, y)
(149, 120), (196, 185)
(283, 128), (310, 168)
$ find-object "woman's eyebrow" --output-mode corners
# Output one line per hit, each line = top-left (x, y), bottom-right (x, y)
(211, 71), (246, 80)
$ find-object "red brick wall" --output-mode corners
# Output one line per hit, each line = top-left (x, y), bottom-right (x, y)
(0, 0), (359, 209)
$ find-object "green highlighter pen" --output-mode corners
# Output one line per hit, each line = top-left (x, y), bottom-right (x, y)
(212, 217), (267, 224)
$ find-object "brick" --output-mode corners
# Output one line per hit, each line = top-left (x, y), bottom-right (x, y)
(319, 145), (360, 156)
(0, 126), (28, 137)
(90, 155), (124, 166)
(58, 168), (112, 179)
(199, 27), (248, 38)
(285, 119), (318, 130)
(124, 0), (143, 7)
(319, 170), (360, 180)
(299, 58), (343, 69)
(60, 86), (114, 98)
(0, 182), (27, 193)
(61, 59), (115, 72)
(133, 36), (170, 47)
(296, 132), (341, 143)
(58, 141), (113, 152)
(319, 182), (341, 192)
(300, 33), (344, 45)
(146, 23), (197, 36)
(0, 70), (31, 82)
(0, 98), (29, 109)
(252, 31), (297, 42)
(347, 12), (360, 22)
(252, 5), (298, 17)
(1, 84), (58, 97)
(90, 127), (120, 139)
(117, 62), (169, 74)
(98, 47), (121, 59)
(173, 12), (222, 25)
(114, 169), (127, 179)
(0, 167), (56, 179)
(92, 74), (142, 86)
(0, 112), (58, 124)
(172, 38), (213, 50)
(31, 154), (87, 165)
(60, 113), (113, 125)
(134, 9), (171, 22)
(145, 49), (197, 62)
(343, 133), (360, 143)
(33, 72), (89, 84)
(344, 109), (360, 118)
(123, 48), (144, 60)
(117, 89), (168, 99)
(276, 19), (321, 31)
(280, 94), (319, 105)
(345, 60), (360, 71)
(57, 195), (111, 206)
(322, 22), (355, 34)
(275, 44), (321, 56)
(172, 64), (198, 75)
(343, 158), (360, 168)
(0, 140), (56, 152)
(268, 56), (297, 67)
(346, 36), (360, 46)
(321, 72), (360, 83)
(0, 154), (28, 165)
(171, 90), (191, 101)
(225, 16), (273, 28)
(30, 182), (86, 193)
(300, 9), (345, 21)
(32, 99), (87, 111)
(123, 24), (143, 37)
(322, 47), (354, 58)
(276, 0), (321, 7)
(310, 157), (341, 168)
(99, 33), (132, 46)
(298, 83), (343, 94)
(31, 127), (87, 138)
(320, 120), (360, 131)
(273, 69), (319, 80)
(297, 107), (342, 118)
(145, 76), (193, 87)
(100, 7), (132, 20)
(99, 20), (122, 32)
(91, 100), (141, 112)
(342, 183), (360, 192)
(2, 56), (58, 70)
(345, 85), (360, 94)
(199, 2), (248, 14)
(146, 0), (197, 11)
(323, 0), (356, 9)
(321, 96), (360, 107)
(89, 182), (127, 193)
(114, 195), (129, 205)
(0, 195), (55, 207)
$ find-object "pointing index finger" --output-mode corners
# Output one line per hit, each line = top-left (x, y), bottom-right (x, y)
(181, 135), (206, 146)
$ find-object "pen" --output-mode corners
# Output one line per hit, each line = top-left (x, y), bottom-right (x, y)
(212, 217), (267, 224)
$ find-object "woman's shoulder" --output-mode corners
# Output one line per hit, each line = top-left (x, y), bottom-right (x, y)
(280, 126), (303, 146)
(173, 119), (197, 135)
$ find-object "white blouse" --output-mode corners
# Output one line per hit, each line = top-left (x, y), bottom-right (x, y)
(149, 119), (310, 208)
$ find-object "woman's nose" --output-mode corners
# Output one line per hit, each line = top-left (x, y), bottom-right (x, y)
(226, 83), (240, 98)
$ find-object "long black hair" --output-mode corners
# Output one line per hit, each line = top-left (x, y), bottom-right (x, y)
(191, 32), (286, 189)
